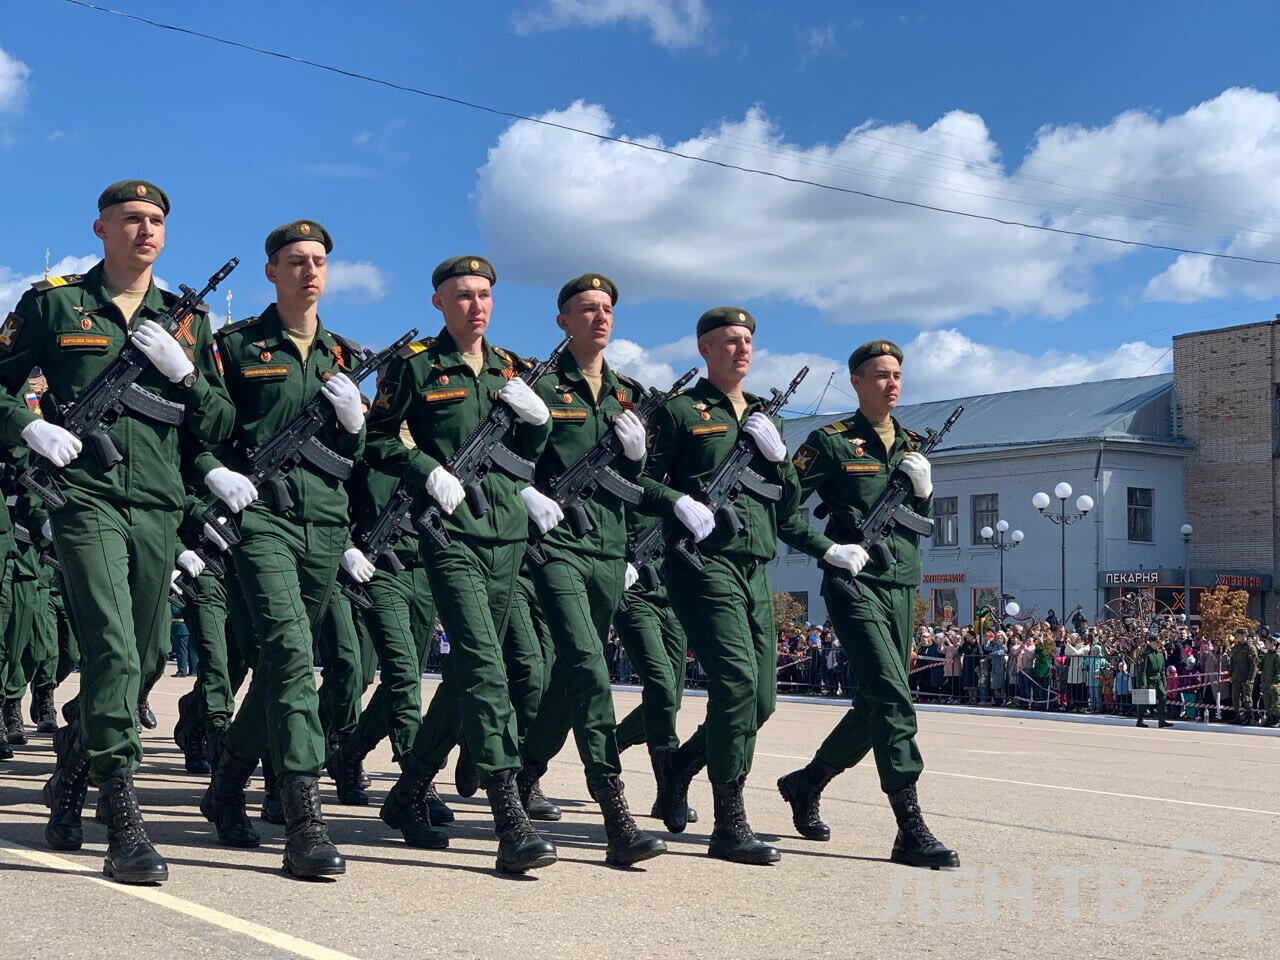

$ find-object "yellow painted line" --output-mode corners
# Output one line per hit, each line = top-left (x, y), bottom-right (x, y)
(0, 839), (360, 960)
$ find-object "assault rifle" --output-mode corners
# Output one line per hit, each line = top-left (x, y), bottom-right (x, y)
(13, 522), (61, 574)
(21, 258), (239, 510)
(617, 522), (666, 612)
(416, 336), (570, 550)
(672, 366), (809, 570)
(825, 404), (963, 599)
(337, 480), (417, 610)
(525, 367), (696, 567)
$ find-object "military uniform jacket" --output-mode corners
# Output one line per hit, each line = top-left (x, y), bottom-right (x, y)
(207, 304), (363, 527)
(365, 327), (549, 544)
(532, 351), (644, 561)
(0, 262), (234, 511)
(791, 409), (932, 588)
(1135, 645), (1167, 690)
(1229, 639), (1260, 681)
(1261, 649), (1279, 689)
(638, 377), (832, 563)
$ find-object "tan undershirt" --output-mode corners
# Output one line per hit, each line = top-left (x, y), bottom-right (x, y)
(285, 328), (313, 362)
(868, 415), (896, 453)
(462, 352), (484, 376)
(105, 283), (146, 326)
(728, 395), (748, 422)
(581, 371), (603, 401)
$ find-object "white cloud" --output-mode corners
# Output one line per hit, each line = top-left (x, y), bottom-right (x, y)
(476, 88), (1280, 323)
(514, 0), (709, 49)
(0, 254), (98, 318)
(0, 47), (30, 114)
(326, 260), (387, 300)
(798, 24), (841, 67)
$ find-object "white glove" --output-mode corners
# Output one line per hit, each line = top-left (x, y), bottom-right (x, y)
(613, 410), (647, 462)
(898, 451), (933, 499)
(824, 543), (870, 577)
(21, 420), (82, 467)
(322, 372), (365, 433)
(203, 521), (231, 552)
(340, 547), (376, 584)
(426, 466), (465, 515)
(624, 562), (639, 591)
(497, 378), (549, 426)
(132, 319), (195, 383)
(204, 466), (258, 512)
(40, 520), (53, 540)
(521, 486), (564, 534)
(176, 549), (206, 578)
(742, 412), (787, 463)
(673, 494), (715, 542)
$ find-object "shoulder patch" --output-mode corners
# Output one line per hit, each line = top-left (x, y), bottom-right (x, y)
(821, 418), (853, 436)
(792, 443), (818, 474)
(31, 274), (85, 292)
(0, 312), (23, 349)
(398, 336), (435, 359)
(217, 315), (261, 337)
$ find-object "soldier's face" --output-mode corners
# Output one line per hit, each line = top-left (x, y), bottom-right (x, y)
(699, 326), (752, 383)
(266, 240), (327, 306)
(851, 355), (900, 411)
(433, 275), (491, 341)
(557, 290), (613, 350)
(94, 201), (165, 267)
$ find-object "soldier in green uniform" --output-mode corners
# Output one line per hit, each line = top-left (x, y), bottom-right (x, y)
(513, 274), (666, 866)
(639, 307), (859, 865)
(1135, 632), (1170, 727)
(0, 457), (45, 748)
(776, 339), (959, 869)
(1261, 634), (1279, 727)
(197, 220), (365, 879)
(315, 589), (368, 802)
(1228, 627), (1260, 724)
(0, 180), (234, 883)
(0, 453), (16, 760)
(364, 255), (559, 873)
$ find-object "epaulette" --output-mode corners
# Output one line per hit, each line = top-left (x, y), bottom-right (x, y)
(821, 417), (854, 436)
(494, 346), (534, 372)
(216, 315), (261, 337)
(31, 274), (84, 293)
(904, 428), (925, 443)
(398, 336), (435, 359)
(614, 371), (643, 394)
(159, 288), (209, 312)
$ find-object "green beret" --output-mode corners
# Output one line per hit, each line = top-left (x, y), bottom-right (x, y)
(432, 255), (496, 290)
(848, 339), (903, 373)
(97, 179), (169, 215)
(696, 306), (755, 338)
(265, 220), (333, 258)
(558, 273), (618, 311)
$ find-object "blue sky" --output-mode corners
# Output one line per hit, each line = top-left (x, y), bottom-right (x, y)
(3, 1), (1280, 413)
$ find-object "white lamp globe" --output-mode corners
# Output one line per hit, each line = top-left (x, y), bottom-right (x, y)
(980, 526), (994, 540)
(1054, 482), (1073, 500)
(1011, 529), (1025, 543)
(1032, 492), (1051, 511)
(1076, 495), (1094, 514)
(1180, 523), (1193, 537)
(1005, 602), (1021, 617)
(996, 519), (1010, 533)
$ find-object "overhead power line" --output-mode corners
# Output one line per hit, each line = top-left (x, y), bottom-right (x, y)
(61, 0), (1280, 270)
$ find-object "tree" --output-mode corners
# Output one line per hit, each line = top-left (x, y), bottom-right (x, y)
(913, 591), (930, 633)
(772, 591), (806, 636)
(1197, 585), (1257, 645)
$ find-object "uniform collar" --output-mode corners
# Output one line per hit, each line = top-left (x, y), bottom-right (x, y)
(557, 349), (619, 391)
(80, 260), (168, 318)
(255, 303), (340, 358)
(851, 408), (903, 456)
(691, 376), (761, 413)
(431, 326), (508, 373)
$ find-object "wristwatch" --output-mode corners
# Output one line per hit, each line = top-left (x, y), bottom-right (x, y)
(178, 368), (199, 390)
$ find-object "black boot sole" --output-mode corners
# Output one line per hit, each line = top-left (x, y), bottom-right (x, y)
(606, 839), (667, 867)
(103, 859), (169, 884)
(891, 849), (961, 869)
(282, 858), (345, 879)
(495, 850), (557, 874)
(706, 842), (780, 865)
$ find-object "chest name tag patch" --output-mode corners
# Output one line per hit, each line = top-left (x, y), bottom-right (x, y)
(690, 423), (729, 437)
(844, 462), (880, 474)
(243, 365), (290, 379)
(424, 388), (467, 403)
(58, 334), (110, 349)
(550, 408), (588, 420)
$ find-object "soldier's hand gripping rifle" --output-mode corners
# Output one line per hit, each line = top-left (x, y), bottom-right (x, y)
(21, 259), (240, 510)
(170, 329), (417, 603)
(525, 367), (697, 567)
(825, 405), (963, 600)
(415, 336), (571, 550)
(337, 480), (417, 610)
(617, 522), (666, 613)
(672, 365), (809, 570)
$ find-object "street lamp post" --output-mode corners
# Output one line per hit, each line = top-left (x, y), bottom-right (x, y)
(1181, 523), (1193, 624)
(1033, 482), (1094, 623)
(980, 519), (1024, 620)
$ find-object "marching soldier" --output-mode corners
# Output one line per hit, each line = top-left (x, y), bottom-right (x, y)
(776, 340), (959, 869)
(0, 180), (234, 883)
(638, 307), (861, 864)
(515, 274), (666, 866)
(364, 255), (558, 872)
(197, 220), (366, 879)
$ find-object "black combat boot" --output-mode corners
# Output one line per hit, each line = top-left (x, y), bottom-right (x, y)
(707, 778), (780, 865)
(206, 726), (227, 770)
(486, 770), (557, 874)
(200, 750), (261, 848)
(325, 730), (372, 806)
(30, 684), (57, 734)
(279, 774), (345, 879)
(593, 776), (666, 867)
(655, 739), (706, 834)
(517, 767), (562, 821)
(99, 772), (168, 884)
(379, 755), (450, 849)
(777, 758), (840, 841)
(43, 725), (90, 850)
(454, 740), (479, 798)
(0, 723), (11, 761)
(136, 697), (157, 731)
(3, 698), (28, 745)
(888, 783), (959, 869)
(261, 755), (285, 825)
(424, 780), (455, 824)
(648, 746), (697, 825)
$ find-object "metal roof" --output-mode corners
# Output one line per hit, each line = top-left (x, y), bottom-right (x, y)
(782, 373), (1182, 454)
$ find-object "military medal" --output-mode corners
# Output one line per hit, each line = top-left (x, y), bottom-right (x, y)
(80, 318), (92, 330)
(260, 350), (272, 362)
(439, 374), (449, 385)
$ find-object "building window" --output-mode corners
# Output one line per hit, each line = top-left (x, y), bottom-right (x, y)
(931, 588), (958, 627)
(787, 508), (810, 554)
(1127, 487), (1153, 542)
(971, 494), (998, 544)
(933, 497), (958, 546)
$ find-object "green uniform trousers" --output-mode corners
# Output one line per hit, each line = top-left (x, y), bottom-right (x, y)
(0, 556), (17, 703)
(408, 537), (522, 782)
(49, 492), (178, 782)
(185, 568), (255, 732)
(223, 514), (345, 777)
(355, 563), (436, 761)
(1231, 678), (1252, 718)
(0, 576), (38, 700)
(520, 552), (624, 791)
(25, 572), (64, 691)
(813, 579), (923, 795)
(315, 593), (364, 738)
(613, 590), (688, 752)
(667, 553), (775, 785)
(1264, 683), (1279, 719)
